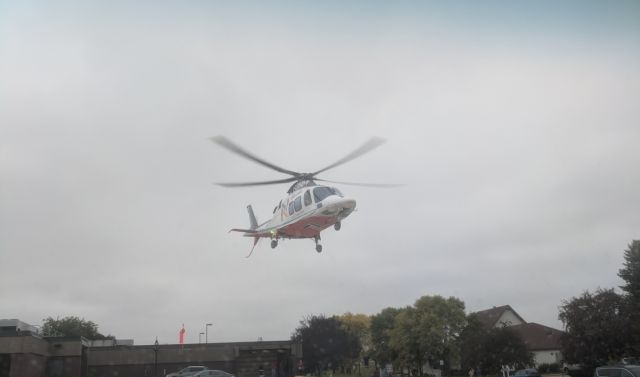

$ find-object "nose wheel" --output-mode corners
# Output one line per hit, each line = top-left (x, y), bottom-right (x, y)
(271, 239), (278, 249)
(314, 236), (322, 253)
(334, 221), (341, 231)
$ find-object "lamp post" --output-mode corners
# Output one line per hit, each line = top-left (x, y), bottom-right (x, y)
(205, 323), (213, 343)
(199, 332), (204, 344)
(153, 338), (159, 377)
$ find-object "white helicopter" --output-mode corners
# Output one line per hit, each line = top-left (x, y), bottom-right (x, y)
(211, 136), (396, 256)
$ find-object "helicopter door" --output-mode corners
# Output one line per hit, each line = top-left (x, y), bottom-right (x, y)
(304, 190), (312, 206)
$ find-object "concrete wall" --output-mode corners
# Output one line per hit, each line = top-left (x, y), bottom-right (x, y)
(0, 335), (49, 356)
(532, 350), (562, 366)
(9, 353), (47, 377)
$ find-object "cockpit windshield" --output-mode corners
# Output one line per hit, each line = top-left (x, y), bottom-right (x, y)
(313, 186), (343, 202)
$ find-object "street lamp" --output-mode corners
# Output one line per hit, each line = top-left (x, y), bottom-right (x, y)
(153, 338), (159, 377)
(199, 332), (204, 344)
(205, 323), (213, 344)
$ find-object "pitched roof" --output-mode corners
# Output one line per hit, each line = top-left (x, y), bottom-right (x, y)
(473, 305), (526, 328)
(507, 322), (564, 351)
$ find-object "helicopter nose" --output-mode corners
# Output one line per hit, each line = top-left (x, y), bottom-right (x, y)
(339, 198), (356, 210)
(334, 198), (356, 219)
(319, 197), (356, 218)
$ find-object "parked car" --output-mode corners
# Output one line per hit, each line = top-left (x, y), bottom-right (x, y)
(594, 365), (640, 377)
(513, 369), (541, 377)
(193, 370), (235, 377)
(166, 366), (209, 377)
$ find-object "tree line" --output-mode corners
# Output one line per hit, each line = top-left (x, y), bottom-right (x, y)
(293, 296), (533, 376)
(558, 240), (640, 370)
(293, 240), (640, 376)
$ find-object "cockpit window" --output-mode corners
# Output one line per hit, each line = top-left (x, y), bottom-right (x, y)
(313, 187), (342, 202)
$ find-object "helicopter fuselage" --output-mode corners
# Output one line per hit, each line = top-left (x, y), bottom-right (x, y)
(231, 184), (356, 252)
(265, 185), (356, 239)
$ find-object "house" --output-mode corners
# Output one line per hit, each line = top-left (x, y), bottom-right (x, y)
(508, 323), (564, 365)
(474, 305), (527, 328)
(473, 306), (564, 366)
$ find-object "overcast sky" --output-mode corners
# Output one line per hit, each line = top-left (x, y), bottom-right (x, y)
(1, 1), (640, 346)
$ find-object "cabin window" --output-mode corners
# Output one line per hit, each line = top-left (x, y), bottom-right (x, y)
(294, 196), (302, 212)
(313, 187), (335, 202)
(288, 201), (295, 215)
(304, 190), (312, 206)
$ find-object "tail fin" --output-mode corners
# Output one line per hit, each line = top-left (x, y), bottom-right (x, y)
(247, 205), (258, 230)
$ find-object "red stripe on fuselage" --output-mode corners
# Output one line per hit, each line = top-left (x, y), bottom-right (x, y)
(278, 215), (337, 238)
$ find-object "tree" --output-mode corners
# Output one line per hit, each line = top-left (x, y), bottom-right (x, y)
(389, 295), (466, 375)
(618, 240), (640, 354)
(370, 307), (403, 366)
(42, 316), (112, 339)
(459, 314), (487, 370)
(336, 312), (371, 362)
(618, 240), (640, 300)
(292, 315), (361, 374)
(558, 288), (630, 368)
(459, 315), (532, 374)
(483, 326), (533, 372)
(389, 306), (423, 373)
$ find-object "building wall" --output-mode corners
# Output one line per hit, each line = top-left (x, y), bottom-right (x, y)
(496, 311), (525, 328)
(88, 341), (301, 377)
(532, 350), (562, 366)
(0, 336), (49, 355)
(9, 353), (47, 377)
(0, 335), (300, 377)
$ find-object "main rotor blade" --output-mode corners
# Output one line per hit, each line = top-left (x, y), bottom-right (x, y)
(215, 176), (298, 188)
(315, 178), (403, 188)
(211, 136), (300, 177)
(312, 137), (386, 176)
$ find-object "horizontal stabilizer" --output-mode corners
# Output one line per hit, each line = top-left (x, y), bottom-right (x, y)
(230, 228), (258, 233)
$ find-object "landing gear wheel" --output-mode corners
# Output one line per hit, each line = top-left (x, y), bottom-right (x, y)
(314, 236), (322, 253)
(271, 239), (278, 249)
(334, 221), (341, 231)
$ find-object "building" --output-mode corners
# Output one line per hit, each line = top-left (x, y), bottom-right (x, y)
(0, 319), (302, 377)
(474, 305), (527, 328)
(473, 306), (564, 366)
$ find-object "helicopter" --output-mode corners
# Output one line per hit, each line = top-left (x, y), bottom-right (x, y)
(211, 136), (396, 256)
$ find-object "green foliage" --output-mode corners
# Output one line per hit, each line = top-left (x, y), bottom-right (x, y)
(558, 288), (630, 368)
(42, 316), (112, 339)
(388, 295), (466, 375)
(292, 315), (361, 372)
(618, 240), (640, 299)
(537, 363), (561, 373)
(335, 312), (372, 358)
(483, 326), (533, 371)
(618, 240), (640, 354)
(370, 307), (403, 365)
(458, 314), (486, 370)
(459, 316), (533, 373)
